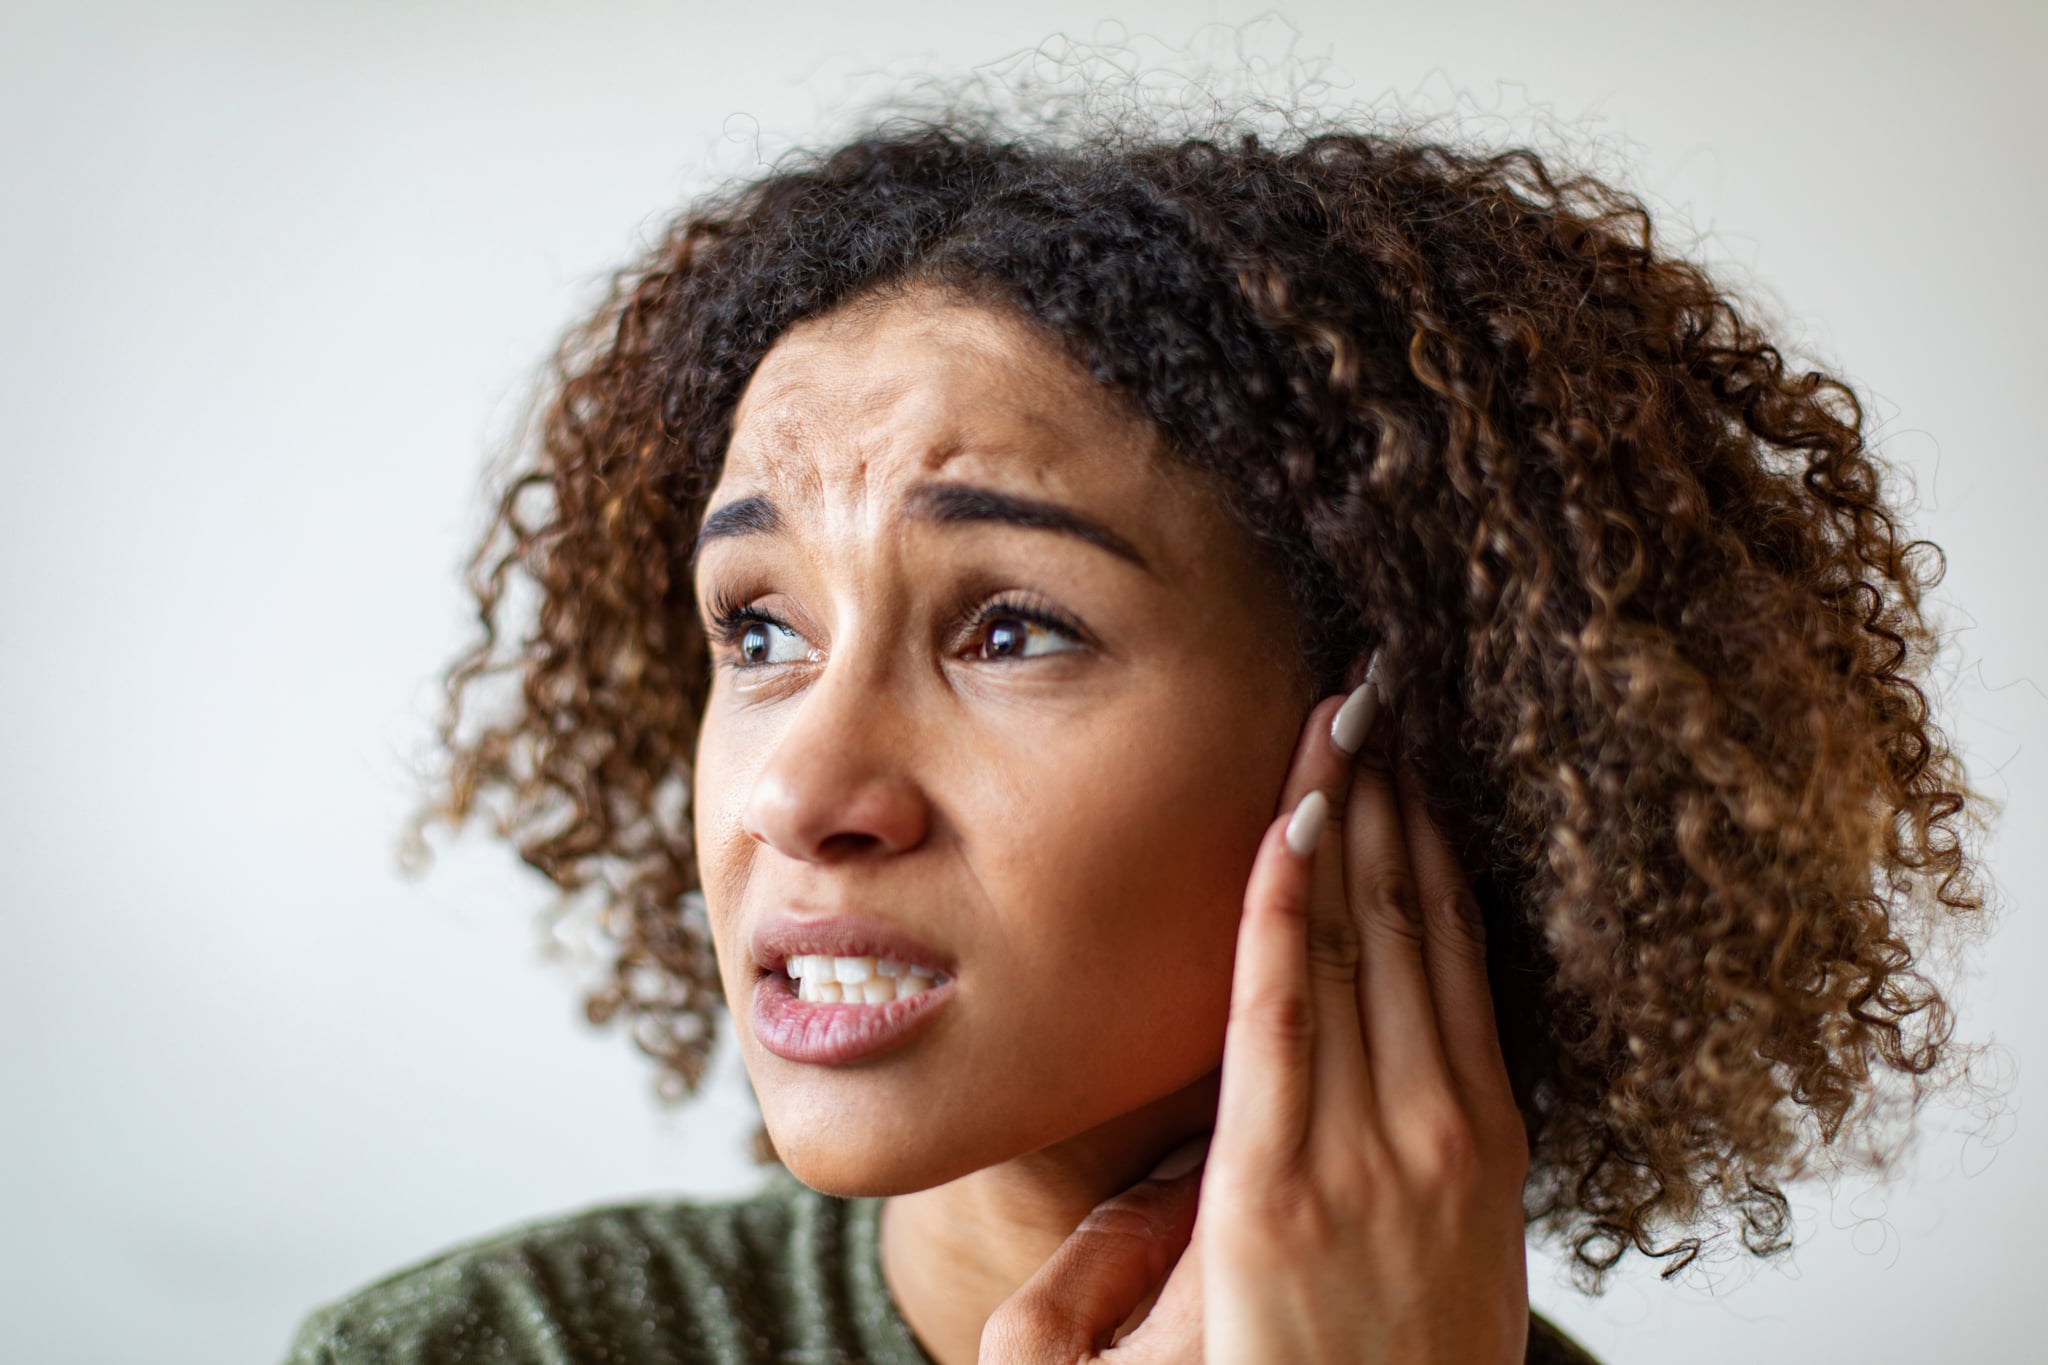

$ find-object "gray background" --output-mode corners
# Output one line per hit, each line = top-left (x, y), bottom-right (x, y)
(3, 1), (2040, 1361)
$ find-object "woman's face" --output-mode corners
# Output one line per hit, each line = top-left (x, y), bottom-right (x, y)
(689, 289), (1313, 1194)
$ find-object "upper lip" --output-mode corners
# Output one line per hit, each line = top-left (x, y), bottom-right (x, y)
(750, 908), (956, 978)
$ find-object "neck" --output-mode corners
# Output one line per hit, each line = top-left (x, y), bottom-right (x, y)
(877, 1068), (1220, 1365)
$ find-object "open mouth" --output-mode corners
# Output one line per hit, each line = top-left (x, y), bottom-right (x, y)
(751, 963), (957, 1065)
(769, 954), (954, 1005)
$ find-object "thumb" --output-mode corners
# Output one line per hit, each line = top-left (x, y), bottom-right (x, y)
(979, 1135), (1211, 1365)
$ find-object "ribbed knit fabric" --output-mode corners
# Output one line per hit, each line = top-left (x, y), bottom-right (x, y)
(281, 1167), (1605, 1364)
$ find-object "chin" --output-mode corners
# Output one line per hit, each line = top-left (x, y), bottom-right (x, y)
(770, 1128), (965, 1199)
(757, 1083), (1042, 1198)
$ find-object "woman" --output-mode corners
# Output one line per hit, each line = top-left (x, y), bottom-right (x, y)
(284, 94), (1991, 1364)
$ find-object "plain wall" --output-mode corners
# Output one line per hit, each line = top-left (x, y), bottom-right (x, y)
(3, 1), (2041, 1361)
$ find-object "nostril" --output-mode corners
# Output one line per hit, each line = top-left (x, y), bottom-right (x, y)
(817, 831), (884, 860)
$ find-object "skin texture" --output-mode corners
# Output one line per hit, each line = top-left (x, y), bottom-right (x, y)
(688, 292), (1320, 1361)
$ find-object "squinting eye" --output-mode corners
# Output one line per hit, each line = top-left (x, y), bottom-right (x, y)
(737, 619), (811, 666)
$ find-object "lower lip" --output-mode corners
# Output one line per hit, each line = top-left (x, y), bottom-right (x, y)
(750, 971), (957, 1065)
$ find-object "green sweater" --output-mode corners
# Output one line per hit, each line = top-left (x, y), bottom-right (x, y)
(282, 1167), (1605, 1363)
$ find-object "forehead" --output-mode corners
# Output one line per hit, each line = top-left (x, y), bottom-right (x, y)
(718, 292), (1180, 516)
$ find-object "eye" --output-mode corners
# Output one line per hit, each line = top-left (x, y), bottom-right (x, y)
(703, 588), (1087, 670)
(966, 595), (1086, 662)
(734, 617), (810, 666)
(704, 589), (815, 669)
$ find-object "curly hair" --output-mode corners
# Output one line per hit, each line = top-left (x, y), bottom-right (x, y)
(398, 96), (1995, 1291)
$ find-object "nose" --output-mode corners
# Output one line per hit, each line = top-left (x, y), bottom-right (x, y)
(739, 659), (932, 865)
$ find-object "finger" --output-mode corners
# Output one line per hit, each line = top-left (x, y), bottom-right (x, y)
(1296, 694), (1374, 1116)
(979, 1157), (1204, 1363)
(1339, 675), (1457, 1124)
(1114, 1200), (1205, 1351)
(1270, 690), (1373, 1120)
(1394, 762), (1516, 1121)
(1216, 694), (1369, 1178)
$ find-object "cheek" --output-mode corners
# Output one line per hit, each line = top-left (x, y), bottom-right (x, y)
(967, 688), (1292, 1054)
(689, 714), (760, 998)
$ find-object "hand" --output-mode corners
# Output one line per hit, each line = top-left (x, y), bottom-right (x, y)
(983, 659), (1532, 1363)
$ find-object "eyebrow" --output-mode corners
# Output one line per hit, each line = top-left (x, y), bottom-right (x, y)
(688, 481), (1153, 576)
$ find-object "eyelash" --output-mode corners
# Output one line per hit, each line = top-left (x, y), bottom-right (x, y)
(703, 588), (1086, 667)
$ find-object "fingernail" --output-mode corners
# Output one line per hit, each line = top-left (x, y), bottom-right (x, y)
(1284, 788), (1328, 856)
(1146, 1132), (1213, 1182)
(1329, 663), (1382, 756)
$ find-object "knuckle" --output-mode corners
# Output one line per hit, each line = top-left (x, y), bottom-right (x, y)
(1432, 886), (1488, 945)
(1219, 1161), (1333, 1241)
(1408, 1107), (1481, 1187)
(1075, 1199), (1166, 1247)
(1233, 986), (1315, 1045)
(1312, 1130), (1395, 1206)
(1304, 909), (1362, 979)
(1264, 877), (1311, 925)
(1369, 869), (1425, 934)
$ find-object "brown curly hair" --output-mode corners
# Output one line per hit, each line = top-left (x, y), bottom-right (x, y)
(398, 94), (1996, 1291)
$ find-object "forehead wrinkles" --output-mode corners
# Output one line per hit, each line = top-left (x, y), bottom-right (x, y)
(722, 330), (1054, 532)
(712, 298), (1223, 588)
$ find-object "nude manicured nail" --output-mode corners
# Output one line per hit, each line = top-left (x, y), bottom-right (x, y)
(1329, 671), (1382, 756)
(1145, 1132), (1213, 1182)
(1284, 789), (1328, 856)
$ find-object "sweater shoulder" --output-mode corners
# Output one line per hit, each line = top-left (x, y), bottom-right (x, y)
(281, 1176), (1601, 1365)
(279, 1170), (924, 1365)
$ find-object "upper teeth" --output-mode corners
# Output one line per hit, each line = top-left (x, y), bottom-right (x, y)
(786, 954), (951, 1004)
(788, 954), (947, 983)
